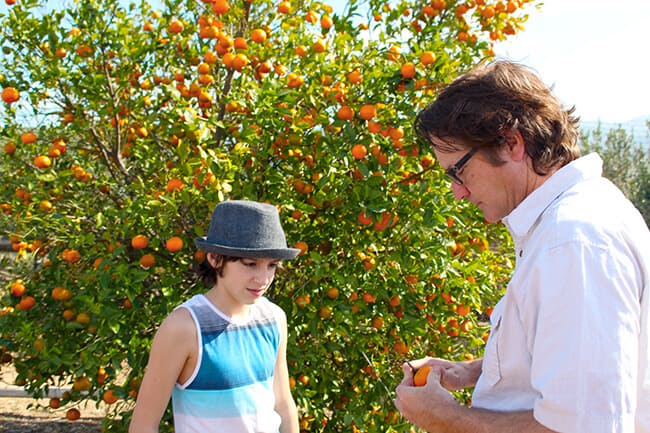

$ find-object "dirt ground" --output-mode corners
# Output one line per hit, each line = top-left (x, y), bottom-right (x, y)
(0, 364), (105, 433)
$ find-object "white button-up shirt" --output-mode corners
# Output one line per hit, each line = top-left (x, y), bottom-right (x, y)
(471, 153), (650, 433)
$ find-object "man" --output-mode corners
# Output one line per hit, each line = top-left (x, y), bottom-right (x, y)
(394, 60), (650, 433)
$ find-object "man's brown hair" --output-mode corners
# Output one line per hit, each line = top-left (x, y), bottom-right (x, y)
(415, 60), (581, 175)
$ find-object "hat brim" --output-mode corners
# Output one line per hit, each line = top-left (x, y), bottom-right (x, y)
(194, 238), (300, 260)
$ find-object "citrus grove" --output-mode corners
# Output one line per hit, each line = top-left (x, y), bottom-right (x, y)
(0, 0), (535, 431)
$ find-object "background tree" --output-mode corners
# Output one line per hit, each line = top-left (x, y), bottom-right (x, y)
(1, 0), (534, 431)
(580, 122), (650, 225)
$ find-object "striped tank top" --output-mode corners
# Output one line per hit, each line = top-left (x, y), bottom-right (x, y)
(171, 294), (283, 433)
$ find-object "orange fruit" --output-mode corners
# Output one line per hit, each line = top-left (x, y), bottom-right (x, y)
(62, 309), (76, 321)
(1, 87), (19, 103)
(39, 200), (53, 211)
(250, 28), (267, 44)
(400, 62), (416, 79)
(33, 155), (51, 169)
(197, 62), (211, 75)
(233, 36), (247, 50)
(359, 104), (377, 121)
(102, 389), (119, 404)
(481, 6), (495, 18)
(320, 15), (333, 29)
(131, 234), (149, 249)
(357, 210), (373, 225)
(231, 53), (249, 71)
(16, 296), (36, 311)
(295, 295), (310, 308)
(326, 287), (339, 299)
(76, 312), (91, 325)
(4, 141), (16, 155)
(294, 241), (308, 255)
(72, 376), (92, 391)
(420, 51), (436, 66)
(10, 281), (26, 297)
(212, 0), (229, 15)
(166, 178), (184, 193)
(413, 365), (431, 387)
(49, 397), (61, 409)
(20, 132), (38, 144)
(66, 408), (81, 421)
(166, 236), (183, 252)
(51, 287), (72, 302)
(351, 144), (368, 160)
(62, 249), (81, 263)
(168, 20), (184, 34)
(313, 38), (327, 53)
(347, 69), (363, 84)
(337, 105), (354, 121)
(140, 253), (155, 268)
(277, 1), (291, 14)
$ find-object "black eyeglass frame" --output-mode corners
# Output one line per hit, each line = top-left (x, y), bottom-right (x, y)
(445, 147), (478, 185)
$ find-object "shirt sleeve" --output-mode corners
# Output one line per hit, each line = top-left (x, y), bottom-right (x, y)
(522, 238), (640, 433)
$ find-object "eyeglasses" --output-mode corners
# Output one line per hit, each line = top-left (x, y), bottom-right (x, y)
(445, 148), (478, 185)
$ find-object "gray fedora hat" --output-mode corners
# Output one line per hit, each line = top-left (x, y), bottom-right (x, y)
(194, 200), (300, 260)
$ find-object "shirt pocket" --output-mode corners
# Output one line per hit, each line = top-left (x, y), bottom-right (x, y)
(481, 313), (503, 386)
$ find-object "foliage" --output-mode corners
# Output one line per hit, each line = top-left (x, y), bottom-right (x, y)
(580, 122), (650, 225)
(0, 0), (534, 431)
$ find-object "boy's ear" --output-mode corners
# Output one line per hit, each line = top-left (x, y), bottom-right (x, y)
(206, 252), (220, 268)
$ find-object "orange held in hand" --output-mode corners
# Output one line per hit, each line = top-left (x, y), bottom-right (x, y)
(413, 365), (431, 387)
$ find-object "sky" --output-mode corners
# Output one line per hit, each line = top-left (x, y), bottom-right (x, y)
(493, 0), (650, 124)
(2, 0), (648, 125)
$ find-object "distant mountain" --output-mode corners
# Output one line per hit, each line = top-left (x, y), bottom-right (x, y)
(581, 116), (650, 148)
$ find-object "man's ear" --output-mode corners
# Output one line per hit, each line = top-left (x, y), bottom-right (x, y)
(504, 128), (526, 161)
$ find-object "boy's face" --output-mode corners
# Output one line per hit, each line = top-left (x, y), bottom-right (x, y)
(217, 257), (280, 305)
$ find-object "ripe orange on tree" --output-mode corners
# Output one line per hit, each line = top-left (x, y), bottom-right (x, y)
(357, 210), (373, 225)
(33, 155), (52, 169)
(420, 51), (436, 66)
(102, 389), (119, 404)
(250, 28), (267, 43)
(4, 142), (16, 155)
(294, 241), (308, 255)
(277, 1), (291, 14)
(10, 280), (26, 297)
(212, 0), (229, 15)
(166, 236), (184, 252)
(166, 178), (184, 193)
(400, 62), (416, 79)
(320, 15), (333, 29)
(16, 296), (36, 311)
(140, 253), (155, 268)
(20, 132), (38, 144)
(1, 86), (19, 103)
(413, 365), (431, 387)
(62, 249), (81, 263)
(359, 104), (377, 120)
(337, 105), (354, 121)
(131, 234), (149, 249)
(168, 19), (184, 34)
(351, 144), (367, 160)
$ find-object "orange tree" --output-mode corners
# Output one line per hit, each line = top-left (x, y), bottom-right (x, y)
(0, 0), (534, 431)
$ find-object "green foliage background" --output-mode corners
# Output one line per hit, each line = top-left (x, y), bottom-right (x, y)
(0, 0), (533, 431)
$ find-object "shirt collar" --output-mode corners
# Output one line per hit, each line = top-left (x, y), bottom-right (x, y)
(503, 152), (603, 240)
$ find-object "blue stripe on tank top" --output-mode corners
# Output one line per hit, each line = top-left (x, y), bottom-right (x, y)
(173, 378), (275, 417)
(188, 318), (280, 390)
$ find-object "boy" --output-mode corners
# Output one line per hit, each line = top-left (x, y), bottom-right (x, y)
(130, 200), (300, 433)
